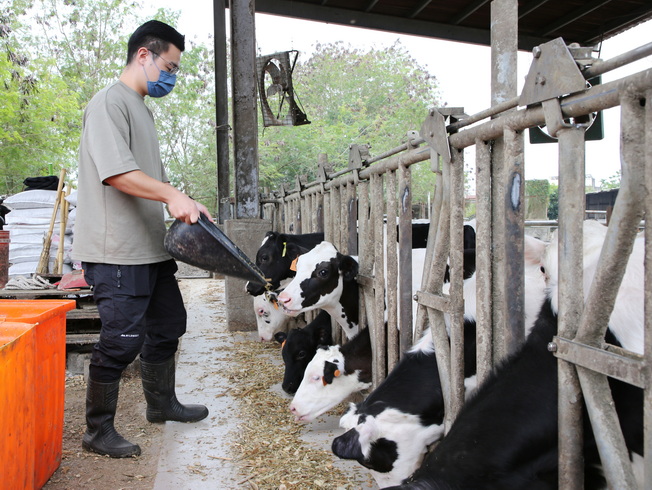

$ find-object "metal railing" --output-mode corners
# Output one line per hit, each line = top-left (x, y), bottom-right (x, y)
(261, 39), (651, 488)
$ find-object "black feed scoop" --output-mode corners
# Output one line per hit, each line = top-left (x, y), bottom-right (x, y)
(164, 214), (268, 285)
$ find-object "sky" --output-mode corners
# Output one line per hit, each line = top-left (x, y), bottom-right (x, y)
(151, 1), (652, 186)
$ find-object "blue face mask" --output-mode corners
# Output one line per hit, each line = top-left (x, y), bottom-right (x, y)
(145, 67), (176, 98)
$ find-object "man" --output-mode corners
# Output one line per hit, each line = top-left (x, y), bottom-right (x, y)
(73, 20), (211, 458)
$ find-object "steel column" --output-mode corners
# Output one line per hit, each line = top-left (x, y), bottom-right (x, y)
(230, 0), (259, 218)
(213, 0), (230, 223)
(556, 126), (586, 490)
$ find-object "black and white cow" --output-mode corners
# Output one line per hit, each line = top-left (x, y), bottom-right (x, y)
(330, 234), (549, 487)
(246, 231), (325, 296)
(385, 220), (644, 488)
(277, 241), (360, 340)
(289, 327), (372, 422)
(253, 289), (306, 342)
(332, 322), (477, 487)
(386, 299), (642, 489)
(274, 310), (333, 395)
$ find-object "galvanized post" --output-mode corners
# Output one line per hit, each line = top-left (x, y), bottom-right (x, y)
(644, 87), (652, 490)
(371, 173), (387, 385)
(229, 0), (259, 219)
(490, 0), (519, 363)
(449, 146), (466, 422)
(213, 0), (230, 223)
(398, 160), (414, 353)
(475, 138), (493, 384)
(386, 170), (400, 368)
(502, 127), (525, 355)
(556, 125), (586, 490)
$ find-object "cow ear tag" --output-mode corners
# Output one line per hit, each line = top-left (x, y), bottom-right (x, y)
(281, 241), (287, 257)
(322, 377), (328, 387)
(290, 257), (298, 271)
(334, 369), (341, 377)
(281, 340), (286, 349)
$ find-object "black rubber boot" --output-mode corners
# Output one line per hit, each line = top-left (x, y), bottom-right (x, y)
(82, 379), (141, 458)
(140, 356), (209, 423)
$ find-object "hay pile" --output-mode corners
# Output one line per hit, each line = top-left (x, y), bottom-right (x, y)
(224, 339), (362, 489)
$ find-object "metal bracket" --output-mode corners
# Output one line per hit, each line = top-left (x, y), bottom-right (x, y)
(348, 143), (371, 169)
(406, 130), (420, 150)
(519, 38), (588, 107)
(420, 108), (452, 164)
(541, 98), (594, 138)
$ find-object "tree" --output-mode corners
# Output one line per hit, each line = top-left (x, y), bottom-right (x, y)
(600, 170), (621, 190)
(0, 0), (80, 195)
(547, 185), (559, 220)
(257, 41), (443, 204)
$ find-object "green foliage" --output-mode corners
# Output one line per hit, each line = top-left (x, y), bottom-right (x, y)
(525, 179), (550, 219)
(257, 41), (442, 203)
(547, 185), (559, 220)
(600, 170), (621, 190)
(1, 1), (80, 194)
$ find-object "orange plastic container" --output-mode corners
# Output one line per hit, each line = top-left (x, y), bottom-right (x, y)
(0, 300), (76, 488)
(0, 321), (37, 489)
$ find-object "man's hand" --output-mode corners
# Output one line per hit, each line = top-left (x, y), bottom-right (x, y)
(105, 170), (214, 224)
(167, 192), (212, 225)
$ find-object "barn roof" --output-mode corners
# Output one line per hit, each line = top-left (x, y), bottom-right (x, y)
(253, 0), (652, 51)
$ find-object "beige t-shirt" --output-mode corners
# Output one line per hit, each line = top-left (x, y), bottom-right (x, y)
(72, 81), (170, 265)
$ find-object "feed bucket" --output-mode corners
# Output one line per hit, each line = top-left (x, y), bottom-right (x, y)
(164, 214), (268, 286)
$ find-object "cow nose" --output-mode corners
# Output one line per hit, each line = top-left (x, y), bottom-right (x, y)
(290, 404), (297, 413)
(256, 307), (265, 317)
(277, 292), (291, 305)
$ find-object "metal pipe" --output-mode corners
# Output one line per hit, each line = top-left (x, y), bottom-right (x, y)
(583, 41), (652, 79)
(386, 170), (400, 367)
(572, 91), (645, 488)
(475, 139), (493, 384)
(556, 125), (587, 490)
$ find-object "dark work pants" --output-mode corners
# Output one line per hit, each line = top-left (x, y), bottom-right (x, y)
(83, 259), (187, 382)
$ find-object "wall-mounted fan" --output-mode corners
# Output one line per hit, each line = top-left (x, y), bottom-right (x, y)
(256, 50), (310, 127)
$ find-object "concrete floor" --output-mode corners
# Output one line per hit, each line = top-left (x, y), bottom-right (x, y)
(152, 277), (379, 489)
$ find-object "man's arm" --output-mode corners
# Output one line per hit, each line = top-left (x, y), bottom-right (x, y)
(104, 170), (212, 224)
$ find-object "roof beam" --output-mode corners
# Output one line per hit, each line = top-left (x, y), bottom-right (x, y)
(408, 0), (433, 19)
(254, 0), (547, 50)
(519, 0), (552, 19)
(450, 0), (490, 25)
(539, 0), (614, 37)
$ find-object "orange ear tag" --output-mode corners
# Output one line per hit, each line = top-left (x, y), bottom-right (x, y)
(290, 257), (298, 271)
(322, 376), (328, 387)
(334, 369), (341, 377)
(281, 340), (286, 350)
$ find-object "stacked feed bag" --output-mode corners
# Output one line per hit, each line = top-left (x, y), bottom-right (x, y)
(3, 190), (74, 277)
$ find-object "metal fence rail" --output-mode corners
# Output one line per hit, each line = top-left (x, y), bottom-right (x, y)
(261, 41), (651, 487)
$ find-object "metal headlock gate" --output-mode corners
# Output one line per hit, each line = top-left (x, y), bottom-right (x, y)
(261, 39), (652, 487)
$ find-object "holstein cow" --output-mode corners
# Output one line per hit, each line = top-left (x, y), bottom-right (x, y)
(385, 221), (644, 489)
(331, 234), (549, 487)
(253, 289), (306, 342)
(332, 322), (477, 487)
(274, 310), (334, 395)
(544, 219), (644, 354)
(277, 241), (360, 340)
(289, 327), (372, 422)
(246, 231), (325, 296)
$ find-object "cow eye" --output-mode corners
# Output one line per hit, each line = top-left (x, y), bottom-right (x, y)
(260, 254), (269, 263)
(311, 375), (321, 382)
(317, 267), (329, 278)
(297, 351), (306, 360)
